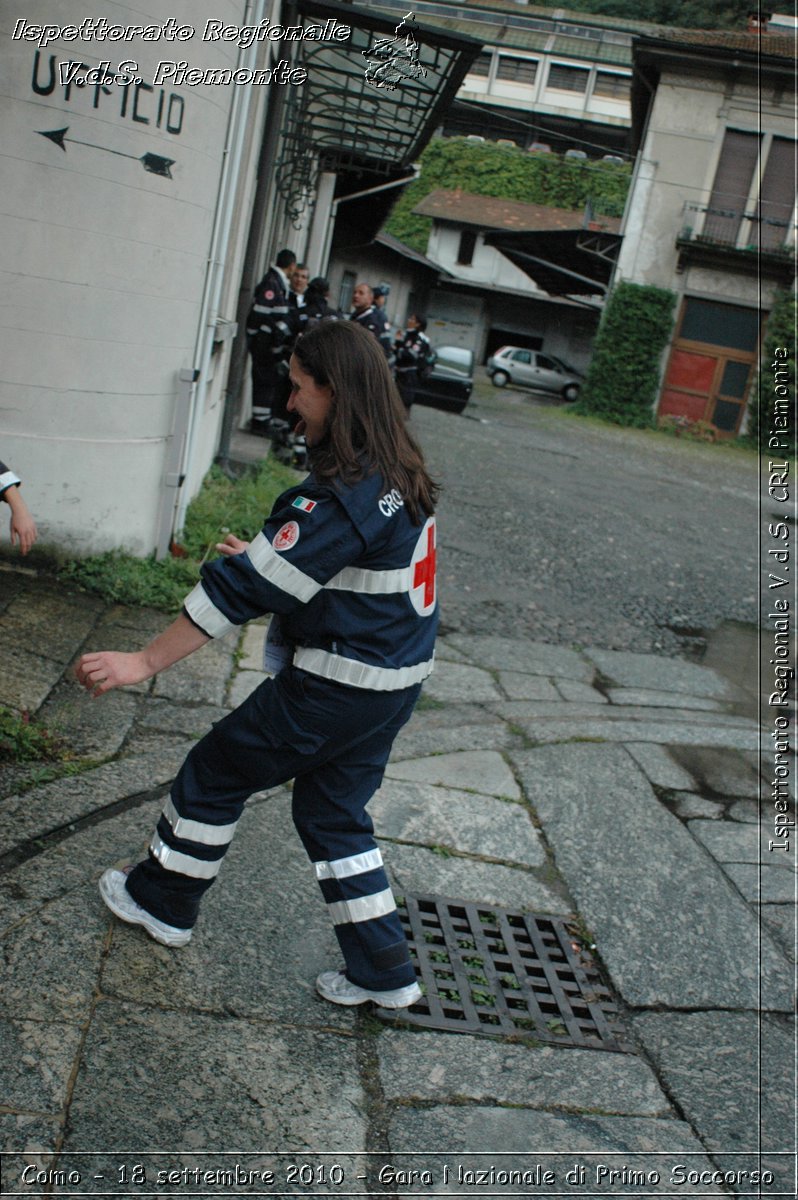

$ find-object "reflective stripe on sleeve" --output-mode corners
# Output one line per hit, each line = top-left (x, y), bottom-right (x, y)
(150, 833), (223, 880)
(183, 583), (235, 639)
(0, 470), (21, 492)
(325, 565), (411, 594)
(314, 848), (384, 881)
(294, 646), (434, 691)
(162, 798), (238, 847)
(327, 888), (396, 926)
(252, 303), (290, 316)
(247, 532), (323, 603)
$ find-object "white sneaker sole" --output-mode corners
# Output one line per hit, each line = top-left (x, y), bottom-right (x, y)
(99, 869), (192, 948)
(316, 970), (421, 1009)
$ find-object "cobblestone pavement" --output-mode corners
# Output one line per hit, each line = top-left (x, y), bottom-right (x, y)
(0, 551), (793, 1196)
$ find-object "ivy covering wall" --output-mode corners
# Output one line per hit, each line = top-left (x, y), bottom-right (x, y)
(384, 137), (631, 254)
(573, 282), (677, 426)
(746, 290), (797, 450)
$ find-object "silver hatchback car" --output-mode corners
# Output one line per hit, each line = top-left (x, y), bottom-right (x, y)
(487, 346), (583, 401)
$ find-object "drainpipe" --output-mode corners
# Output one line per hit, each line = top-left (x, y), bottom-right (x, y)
(216, 0), (299, 470)
(160, 0), (267, 553)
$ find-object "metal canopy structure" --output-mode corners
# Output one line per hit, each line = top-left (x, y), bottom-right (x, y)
(277, 0), (483, 225)
(484, 227), (622, 296)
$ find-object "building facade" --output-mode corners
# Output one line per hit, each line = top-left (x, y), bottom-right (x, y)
(1, 1), (477, 555)
(617, 27), (796, 436)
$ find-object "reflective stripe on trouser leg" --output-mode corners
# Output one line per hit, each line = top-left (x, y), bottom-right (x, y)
(125, 718), (268, 928)
(315, 856), (414, 987)
(292, 709), (419, 992)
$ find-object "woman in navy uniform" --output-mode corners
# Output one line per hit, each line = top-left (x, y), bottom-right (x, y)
(76, 321), (438, 1010)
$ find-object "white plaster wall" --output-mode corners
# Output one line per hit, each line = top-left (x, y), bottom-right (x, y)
(427, 224), (547, 295)
(0, 0), (256, 555)
(616, 78), (722, 288)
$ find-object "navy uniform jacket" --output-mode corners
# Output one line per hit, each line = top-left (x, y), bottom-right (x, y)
(394, 329), (433, 376)
(183, 471), (438, 691)
(0, 460), (21, 498)
(350, 306), (392, 359)
(246, 267), (297, 385)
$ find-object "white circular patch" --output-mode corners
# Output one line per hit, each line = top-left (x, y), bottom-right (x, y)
(273, 520), (300, 552)
(409, 517), (437, 616)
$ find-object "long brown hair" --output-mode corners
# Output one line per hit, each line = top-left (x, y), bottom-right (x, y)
(292, 320), (439, 523)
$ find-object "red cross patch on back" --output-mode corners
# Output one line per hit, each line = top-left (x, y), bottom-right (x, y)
(409, 517), (436, 616)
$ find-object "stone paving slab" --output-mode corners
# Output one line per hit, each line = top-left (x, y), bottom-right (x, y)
(511, 744), (794, 1011)
(0, 799), (161, 933)
(608, 688), (726, 711)
(556, 679), (608, 704)
(632, 1011), (795, 1191)
(488, 700), (753, 728)
(503, 714), (761, 751)
(584, 649), (733, 698)
(378, 1029), (671, 1115)
(238, 621), (266, 669)
(370, 780), (545, 866)
(385, 750), (520, 799)
(390, 718), (518, 762)
(1, 883), (110, 1022)
(38, 680), (138, 758)
(759, 904), (796, 956)
(0, 586), (104, 665)
(388, 1107), (720, 1193)
(727, 800), (759, 824)
(0, 1017), (83, 1115)
(0, 745), (190, 857)
(62, 1000), (365, 1152)
(1, 641), (71, 713)
(724, 863), (796, 904)
(446, 634), (593, 681)
(0, 1114), (61, 1157)
(423, 661), (503, 703)
(135, 697), (231, 736)
(496, 671), (561, 701)
(624, 743), (696, 791)
(384, 842), (568, 914)
(152, 635), (236, 706)
(668, 746), (762, 800)
(688, 819), (788, 864)
(99, 794), (352, 1031)
(228, 669), (268, 707)
(672, 795), (724, 821)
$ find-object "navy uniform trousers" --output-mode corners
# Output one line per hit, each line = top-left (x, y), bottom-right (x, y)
(126, 665), (419, 992)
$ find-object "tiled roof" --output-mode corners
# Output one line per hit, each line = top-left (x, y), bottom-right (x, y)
(413, 188), (621, 232)
(643, 28), (796, 60)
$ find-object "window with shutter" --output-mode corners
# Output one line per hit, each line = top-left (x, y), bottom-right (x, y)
(706, 130), (761, 245)
(756, 138), (797, 250)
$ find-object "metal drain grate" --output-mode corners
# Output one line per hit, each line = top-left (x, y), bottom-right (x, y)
(377, 894), (634, 1053)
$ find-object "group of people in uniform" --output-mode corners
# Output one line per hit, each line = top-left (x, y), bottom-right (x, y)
(245, 250), (435, 464)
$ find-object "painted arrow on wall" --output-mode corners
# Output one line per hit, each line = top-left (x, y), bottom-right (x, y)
(37, 127), (175, 178)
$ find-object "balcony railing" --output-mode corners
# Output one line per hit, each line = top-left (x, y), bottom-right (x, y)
(678, 202), (797, 259)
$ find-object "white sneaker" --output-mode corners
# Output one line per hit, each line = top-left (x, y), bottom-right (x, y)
(99, 867), (192, 947)
(316, 969), (421, 1009)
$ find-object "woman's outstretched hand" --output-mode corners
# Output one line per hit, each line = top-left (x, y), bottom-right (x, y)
(75, 650), (153, 697)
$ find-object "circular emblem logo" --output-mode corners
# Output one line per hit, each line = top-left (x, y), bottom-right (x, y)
(273, 521), (300, 552)
(264, 289), (275, 300)
(409, 517), (436, 616)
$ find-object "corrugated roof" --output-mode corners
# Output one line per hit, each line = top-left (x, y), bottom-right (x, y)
(413, 188), (621, 232)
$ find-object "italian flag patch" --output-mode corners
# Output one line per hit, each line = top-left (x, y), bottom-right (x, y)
(292, 496), (317, 513)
